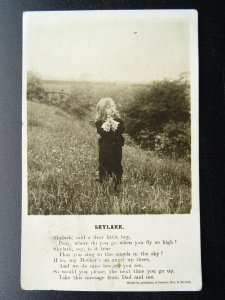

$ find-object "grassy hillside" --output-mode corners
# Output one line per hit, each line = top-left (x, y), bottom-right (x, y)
(27, 101), (191, 215)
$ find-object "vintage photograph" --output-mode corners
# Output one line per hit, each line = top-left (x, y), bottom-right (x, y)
(25, 11), (192, 215)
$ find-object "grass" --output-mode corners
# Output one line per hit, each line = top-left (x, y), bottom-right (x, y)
(27, 101), (191, 215)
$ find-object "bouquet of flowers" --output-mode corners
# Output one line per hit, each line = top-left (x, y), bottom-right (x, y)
(101, 117), (119, 132)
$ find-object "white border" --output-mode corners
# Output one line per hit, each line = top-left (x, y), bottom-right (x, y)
(21, 10), (201, 291)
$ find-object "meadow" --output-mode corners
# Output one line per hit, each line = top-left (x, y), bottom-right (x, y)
(27, 100), (191, 215)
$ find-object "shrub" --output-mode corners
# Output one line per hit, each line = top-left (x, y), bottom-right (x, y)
(27, 72), (46, 102)
(124, 79), (190, 158)
(155, 121), (191, 159)
(63, 84), (93, 119)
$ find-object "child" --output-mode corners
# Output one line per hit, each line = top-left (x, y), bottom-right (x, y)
(95, 98), (125, 191)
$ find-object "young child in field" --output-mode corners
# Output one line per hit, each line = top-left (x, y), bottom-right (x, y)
(95, 98), (125, 191)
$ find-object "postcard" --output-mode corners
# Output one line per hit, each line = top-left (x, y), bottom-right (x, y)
(21, 9), (201, 291)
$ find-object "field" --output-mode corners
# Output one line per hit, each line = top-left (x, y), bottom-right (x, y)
(27, 100), (191, 215)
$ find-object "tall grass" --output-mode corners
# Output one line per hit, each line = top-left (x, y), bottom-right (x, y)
(27, 101), (191, 215)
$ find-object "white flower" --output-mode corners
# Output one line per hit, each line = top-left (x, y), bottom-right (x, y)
(101, 119), (111, 132)
(56, 167), (62, 173)
(110, 119), (119, 132)
(101, 118), (119, 132)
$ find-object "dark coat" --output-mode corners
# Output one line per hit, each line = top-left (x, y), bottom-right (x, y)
(95, 118), (125, 182)
(95, 118), (125, 149)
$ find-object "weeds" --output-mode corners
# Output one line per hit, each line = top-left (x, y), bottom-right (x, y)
(27, 101), (191, 215)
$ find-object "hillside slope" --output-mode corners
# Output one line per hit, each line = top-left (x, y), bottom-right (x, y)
(27, 101), (191, 215)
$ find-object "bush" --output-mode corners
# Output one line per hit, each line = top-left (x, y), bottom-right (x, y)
(155, 121), (191, 158)
(27, 72), (46, 102)
(62, 84), (93, 119)
(124, 79), (190, 158)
